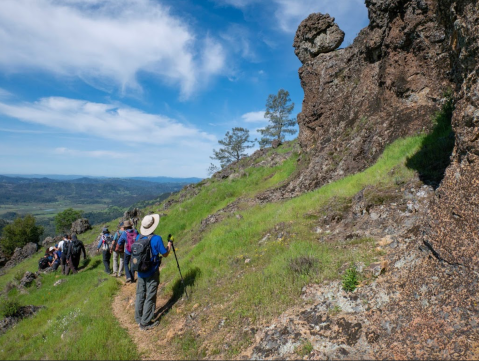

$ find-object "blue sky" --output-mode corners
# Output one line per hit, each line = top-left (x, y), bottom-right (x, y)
(0, 0), (369, 178)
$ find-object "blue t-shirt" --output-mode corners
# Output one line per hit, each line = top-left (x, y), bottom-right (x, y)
(135, 234), (168, 279)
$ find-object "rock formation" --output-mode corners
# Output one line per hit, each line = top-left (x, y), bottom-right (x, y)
(3, 242), (38, 270)
(250, 0), (479, 359)
(70, 218), (91, 235)
(286, 0), (452, 196)
(293, 13), (345, 63)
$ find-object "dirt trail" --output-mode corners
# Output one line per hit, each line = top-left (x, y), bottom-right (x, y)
(112, 277), (186, 360)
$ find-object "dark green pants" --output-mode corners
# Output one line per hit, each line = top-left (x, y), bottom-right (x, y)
(135, 269), (159, 326)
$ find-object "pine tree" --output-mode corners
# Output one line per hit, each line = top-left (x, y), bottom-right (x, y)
(211, 127), (255, 168)
(258, 89), (297, 148)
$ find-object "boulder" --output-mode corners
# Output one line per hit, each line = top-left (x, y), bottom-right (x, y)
(293, 13), (344, 63)
(19, 271), (37, 288)
(3, 242), (38, 269)
(42, 237), (54, 247)
(70, 218), (91, 235)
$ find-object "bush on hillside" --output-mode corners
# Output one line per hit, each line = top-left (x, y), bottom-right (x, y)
(0, 214), (43, 255)
(0, 299), (21, 318)
(54, 208), (83, 233)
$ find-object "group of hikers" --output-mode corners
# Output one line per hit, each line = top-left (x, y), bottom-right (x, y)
(39, 233), (87, 275)
(38, 213), (171, 331)
(96, 214), (172, 331)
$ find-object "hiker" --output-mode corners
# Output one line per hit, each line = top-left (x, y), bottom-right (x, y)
(111, 222), (125, 277)
(65, 234), (87, 275)
(39, 247), (54, 271)
(49, 247), (61, 271)
(117, 220), (138, 283)
(58, 234), (68, 274)
(133, 214), (172, 331)
(97, 227), (113, 274)
(60, 234), (70, 275)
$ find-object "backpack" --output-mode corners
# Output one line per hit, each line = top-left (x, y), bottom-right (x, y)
(71, 238), (83, 256)
(62, 241), (71, 255)
(125, 230), (138, 253)
(101, 234), (113, 250)
(114, 231), (124, 253)
(38, 257), (49, 270)
(131, 235), (153, 273)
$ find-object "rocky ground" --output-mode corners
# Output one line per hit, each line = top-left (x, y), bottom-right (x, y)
(240, 177), (437, 360)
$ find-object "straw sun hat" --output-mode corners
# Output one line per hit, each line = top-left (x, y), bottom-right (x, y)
(140, 214), (160, 235)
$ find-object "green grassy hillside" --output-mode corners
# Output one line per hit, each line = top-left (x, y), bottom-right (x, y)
(0, 133), (428, 359)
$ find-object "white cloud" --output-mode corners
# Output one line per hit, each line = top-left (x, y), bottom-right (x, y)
(241, 111), (266, 123)
(220, 25), (258, 62)
(54, 147), (127, 159)
(0, 97), (217, 146)
(0, 0), (226, 98)
(217, 0), (368, 41)
(0, 88), (12, 99)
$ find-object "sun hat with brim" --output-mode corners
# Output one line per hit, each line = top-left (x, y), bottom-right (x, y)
(140, 214), (160, 236)
(123, 220), (133, 228)
(102, 227), (109, 234)
(49, 247), (55, 251)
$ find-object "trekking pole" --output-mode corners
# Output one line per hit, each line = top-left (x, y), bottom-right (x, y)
(168, 234), (188, 299)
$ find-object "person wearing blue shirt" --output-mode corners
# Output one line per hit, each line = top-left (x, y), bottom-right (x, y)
(117, 220), (138, 283)
(135, 214), (171, 331)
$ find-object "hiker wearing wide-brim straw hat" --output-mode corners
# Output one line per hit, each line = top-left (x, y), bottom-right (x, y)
(140, 214), (160, 235)
(133, 214), (172, 331)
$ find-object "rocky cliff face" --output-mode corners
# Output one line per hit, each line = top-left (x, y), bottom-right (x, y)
(287, 0), (452, 195)
(368, 1), (479, 358)
(249, 0), (479, 359)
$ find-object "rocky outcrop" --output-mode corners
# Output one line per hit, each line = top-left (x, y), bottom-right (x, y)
(286, 0), (452, 197)
(293, 13), (344, 63)
(247, 0), (479, 359)
(70, 218), (91, 235)
(364, 1), (479, 359)
(0, 305), (43, 336)
(3, 242), (38, 270)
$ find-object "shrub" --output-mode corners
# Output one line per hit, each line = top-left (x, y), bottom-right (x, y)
(342, 267), (359, 292)
(0, 214), (43, 255)
(54, 208), (83, 233)
(0, 299), (21, 318)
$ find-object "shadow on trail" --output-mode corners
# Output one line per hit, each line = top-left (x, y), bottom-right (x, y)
(154, 267), (201, 323)
(79, 258), (101, 271)
(406, 96), (455, 189)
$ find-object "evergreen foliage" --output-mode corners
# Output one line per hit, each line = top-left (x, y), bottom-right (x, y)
(211, 127), (255, 168)
(0, 214), (43, 255)
(258, 89), (297, 147)
(54, 208), (83, 233)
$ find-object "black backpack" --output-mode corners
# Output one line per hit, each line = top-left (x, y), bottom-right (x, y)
(71, 239), (83, 256)
(131, 235), (153, 273)
(38, 257), (49, 270)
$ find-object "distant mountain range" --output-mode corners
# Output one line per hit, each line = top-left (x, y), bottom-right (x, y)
(1, 174), (203, 183)
(0, 174), (201, 207)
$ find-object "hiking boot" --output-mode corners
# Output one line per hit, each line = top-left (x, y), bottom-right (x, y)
(139, 321), (159, 331)
(125, 278), (132, 283)
(110, 273), (117, 277)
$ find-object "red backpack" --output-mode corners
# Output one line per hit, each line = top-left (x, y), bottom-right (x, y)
(125, 230), (138, 253)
